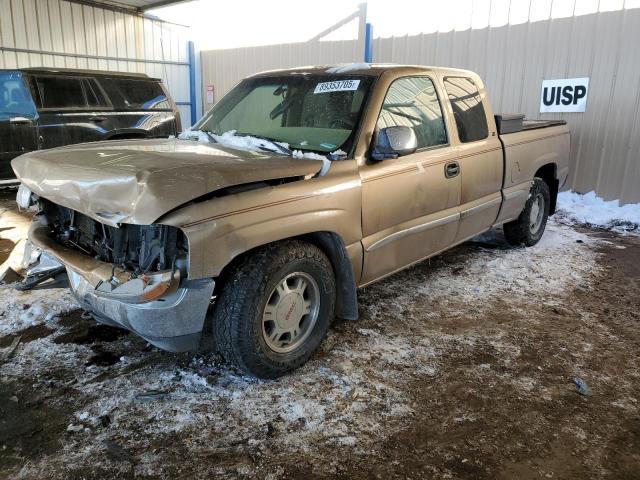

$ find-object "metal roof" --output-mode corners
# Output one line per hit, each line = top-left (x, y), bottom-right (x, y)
(67, 0), (193, 13)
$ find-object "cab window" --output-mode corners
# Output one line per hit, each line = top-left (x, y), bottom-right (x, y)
(443, 77), (489, 143)
(377, 76), (448, 149)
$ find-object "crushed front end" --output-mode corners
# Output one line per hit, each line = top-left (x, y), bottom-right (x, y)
(20, 193), (214, 351)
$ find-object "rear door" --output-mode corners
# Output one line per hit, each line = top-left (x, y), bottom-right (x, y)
(441, 76), (503, 242)
(99, 78), (177, 137)
(33, 75), (113, 149)
(0, 71), (38, 180)
(359, 75), (461, 284)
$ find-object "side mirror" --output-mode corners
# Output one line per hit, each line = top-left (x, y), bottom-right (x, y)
(371, 126), (418, 161)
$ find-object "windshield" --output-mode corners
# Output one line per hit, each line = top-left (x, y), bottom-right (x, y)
(0, 72), (37, 118)
(193, 75), (373, 154)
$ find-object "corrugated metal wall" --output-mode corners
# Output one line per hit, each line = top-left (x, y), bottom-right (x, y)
(0, 0), (192, 129)
(201, 8), (640, 204)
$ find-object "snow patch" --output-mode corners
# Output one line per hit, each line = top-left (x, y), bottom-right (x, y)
(292, 149), (331, 176)
(178, 129), (333, 176)
(362, 220), (599, 320)
(0, 284), (78, 335)
(557, 191), (640, 233)
(179, 129), (290, 154)
(326, 63), (371, 74)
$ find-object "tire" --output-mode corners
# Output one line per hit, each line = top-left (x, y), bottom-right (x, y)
(212, 240), (336, 379)
(504, 177), (550, 247)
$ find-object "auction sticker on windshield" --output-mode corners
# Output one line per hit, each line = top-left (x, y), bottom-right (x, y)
(314, 79), (360, 94)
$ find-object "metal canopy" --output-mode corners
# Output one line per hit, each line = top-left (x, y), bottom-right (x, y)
(67, 0), (193, 13)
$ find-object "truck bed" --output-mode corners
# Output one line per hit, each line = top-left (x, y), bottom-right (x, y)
(522, 119), (568, 131)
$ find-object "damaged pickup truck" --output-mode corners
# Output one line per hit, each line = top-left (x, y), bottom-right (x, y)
(12, 65), (569, 378)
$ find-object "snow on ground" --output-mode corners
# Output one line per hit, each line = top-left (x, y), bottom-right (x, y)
(365, 219), (598, 322)
(557, 190), (640, 233)
(0, 285), (77, 335)
(0, 199), (78, 335)
(2, 219), (603, 477)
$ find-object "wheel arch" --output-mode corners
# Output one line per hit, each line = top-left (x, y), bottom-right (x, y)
(215, 231), (359, 322)
(534, 163), (559, 215)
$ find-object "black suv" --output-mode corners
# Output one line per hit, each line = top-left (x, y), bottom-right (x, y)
(0, 68), (181, 182)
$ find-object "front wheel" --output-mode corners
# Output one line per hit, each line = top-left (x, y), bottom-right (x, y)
(212, 240), (336, 379)
(504, 177), (550, 247)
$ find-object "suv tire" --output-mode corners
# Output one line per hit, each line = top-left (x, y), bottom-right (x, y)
(212, 240), (336, 379)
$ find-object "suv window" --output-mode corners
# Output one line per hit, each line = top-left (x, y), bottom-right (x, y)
(0, 72), (37, 117)
(35, 76), (87, 109)
(101, 78), (169, 110)
(443, 77), (489, 143)
(82, 78), (109, 108)
(377, 76), (447, 149)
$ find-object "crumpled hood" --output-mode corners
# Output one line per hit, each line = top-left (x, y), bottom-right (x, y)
(11, 138), (324, 226)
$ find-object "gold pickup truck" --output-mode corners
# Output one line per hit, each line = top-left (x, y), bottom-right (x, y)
(12, 64), (569, 378)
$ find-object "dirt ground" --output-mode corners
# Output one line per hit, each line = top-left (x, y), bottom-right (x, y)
(0, 188), (639, 480)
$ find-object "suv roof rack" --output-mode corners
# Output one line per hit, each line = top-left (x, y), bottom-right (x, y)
(7, 67), (159, 81)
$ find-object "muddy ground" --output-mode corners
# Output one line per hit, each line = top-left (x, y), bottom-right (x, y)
(0, 189), (639, 480)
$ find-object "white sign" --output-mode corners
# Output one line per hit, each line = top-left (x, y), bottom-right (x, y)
(206, 85), (214, 104)
(540, 77), (589, 113)
(313, 79), (360, 94)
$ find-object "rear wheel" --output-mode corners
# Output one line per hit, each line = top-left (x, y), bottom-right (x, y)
(504, 177), (550, 247)
(212, 240), (335, 379)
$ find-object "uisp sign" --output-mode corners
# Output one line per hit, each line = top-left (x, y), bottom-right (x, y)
(540, 77), (589, 113)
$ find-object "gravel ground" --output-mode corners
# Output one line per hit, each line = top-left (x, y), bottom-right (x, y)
(0, 189), (639, 480)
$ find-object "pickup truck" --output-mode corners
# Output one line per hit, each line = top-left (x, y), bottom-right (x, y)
(11, 64), (570, 378)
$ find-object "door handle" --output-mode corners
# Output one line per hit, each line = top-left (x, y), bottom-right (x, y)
(90, 116), (107, 123)
(10, 116), (32, 125)
(444, 161), (460, 178)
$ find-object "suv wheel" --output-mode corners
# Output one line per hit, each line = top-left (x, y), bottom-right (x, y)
(212, 240), (336, 379)
(504, 177), (550, 247)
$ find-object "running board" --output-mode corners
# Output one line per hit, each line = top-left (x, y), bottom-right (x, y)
(0, 179), (19, 187)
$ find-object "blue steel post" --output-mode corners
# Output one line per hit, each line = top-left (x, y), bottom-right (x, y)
(364, 23), (373, 63)
(188, 40), (197, 126)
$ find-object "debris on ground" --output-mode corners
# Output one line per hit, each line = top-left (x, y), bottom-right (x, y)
(0, 267), (21, 285)
(135, 390), (171, 402)
(1, 335), (21, 363)
(572, 377), (593, 396)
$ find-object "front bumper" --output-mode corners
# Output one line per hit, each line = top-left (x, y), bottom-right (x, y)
(68, 269), (214, 351)
(23, 220), (215, 352)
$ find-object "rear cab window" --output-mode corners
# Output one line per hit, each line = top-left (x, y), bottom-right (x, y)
(100, 78), (170, 110)
(443, 77), (489, 143)
(0, 71), (37, 118)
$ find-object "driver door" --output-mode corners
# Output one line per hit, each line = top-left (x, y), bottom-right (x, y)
(359, 76), (461, 284)
(0, 72), (38, 180)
